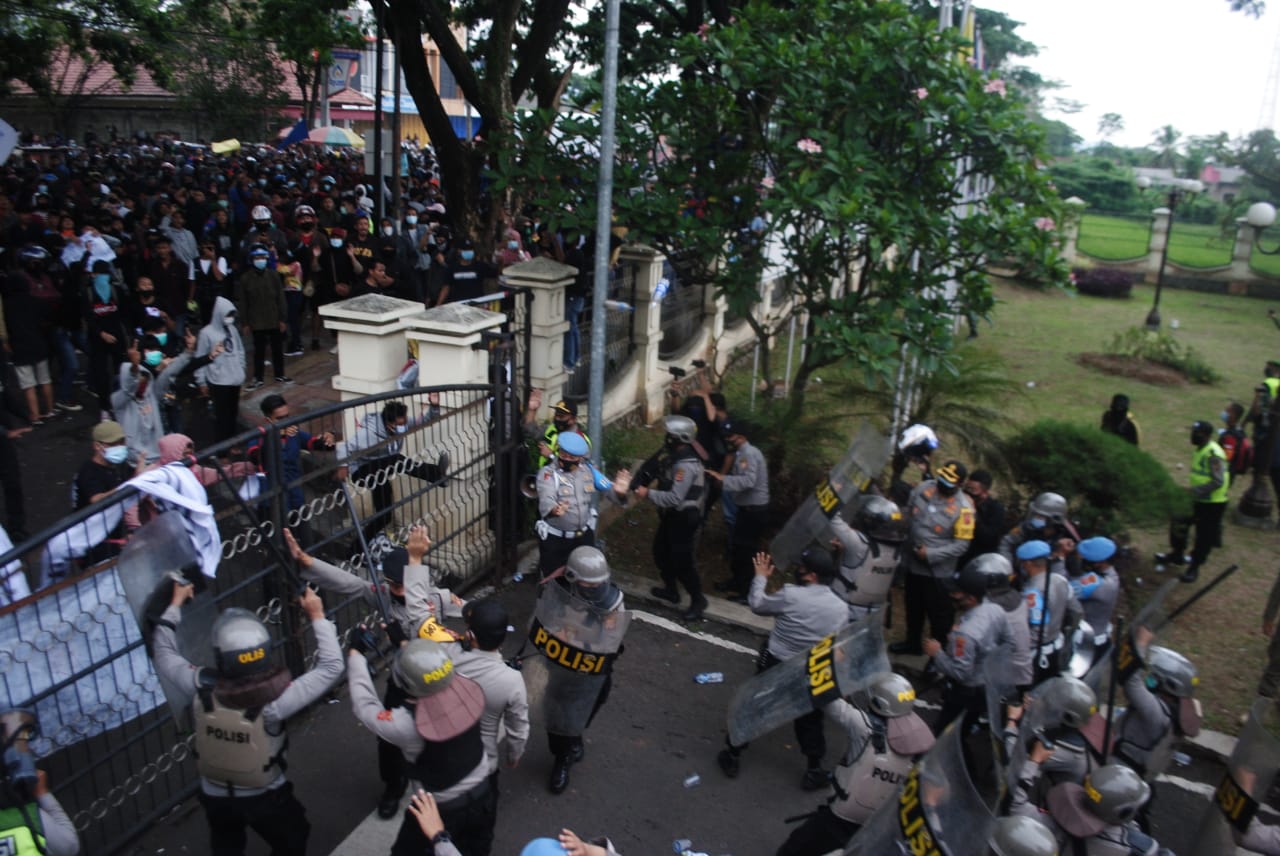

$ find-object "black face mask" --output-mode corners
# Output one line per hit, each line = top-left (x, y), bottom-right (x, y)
(558, 458), (579, 472)
(664, 434), (680, 450)
(553, 418), (571, 432)
(936, 483), (958, 497)
(575, 582), (610, 605)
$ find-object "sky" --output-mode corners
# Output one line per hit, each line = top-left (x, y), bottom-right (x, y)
(979, 0), (1279, 150)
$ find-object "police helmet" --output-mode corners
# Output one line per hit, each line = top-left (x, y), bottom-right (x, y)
(988, 816), (1059, 856)
(1077, 536), (1116, 564)
(565, 546), (611, 585)
(1035, 676), (1098, 730)
(1146, 646), (1198, 698)
(854, 496), (906, 543)
(391, 639), (457, 698)
(211, 608), (274, 678)
(862, 672), (917, 718)
(663, 414), (697, 446)
(1028, 492), (1068, 524)
(960, 553), (1016, 594)
(1083, 765), (1150, 826)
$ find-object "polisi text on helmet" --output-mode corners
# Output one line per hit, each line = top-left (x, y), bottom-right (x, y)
(237, 647), (266, 665)
(421, 658), (454, 686)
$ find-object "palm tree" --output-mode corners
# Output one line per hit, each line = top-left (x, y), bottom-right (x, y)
(1150, 125), (1182, 171)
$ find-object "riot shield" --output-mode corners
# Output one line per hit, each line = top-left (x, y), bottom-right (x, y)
(1066, 620), (1096, 681)
(1190, 698), (1280, 855)
(770, 423), (891, 571)
(982, 638), (1016, 782)
(522, 581), (630, 737)
(844, 718), (996, 856)
(726, 614), (889, 747)
(1004, 676), (1100, 796)
(1081, 580), (1175, 691)
(117, 512), (215, 717)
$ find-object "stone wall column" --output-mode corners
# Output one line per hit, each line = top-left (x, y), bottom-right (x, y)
(500, 257), (575, 422)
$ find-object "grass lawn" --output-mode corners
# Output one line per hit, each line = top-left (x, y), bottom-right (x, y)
(1077, 213), (1280, 277)
(597, 279), (1280, 733)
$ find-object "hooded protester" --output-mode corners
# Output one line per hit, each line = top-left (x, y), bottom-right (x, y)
(194, 296), (246, 442)
(110, 331), (195, 467)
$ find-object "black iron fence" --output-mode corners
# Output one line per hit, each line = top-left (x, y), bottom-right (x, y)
(658, 251), (708, 360)
(0, 381), (521, 853)
(563, 260), (640, 401)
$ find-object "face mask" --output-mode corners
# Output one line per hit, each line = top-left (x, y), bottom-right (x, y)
(382, 226), (394, 237)
(460, 250), (475, 261)
(253, 258), (268, 270)
(155, 332), (168, 346)
(258, 179), (267, 187)
(37, 185), (48, 194)
(2, 744), (37, 791)
(553, 418), (571, 432)
(104, 445), (129, 465)
(1027, 517), (1046, 530)
(224, 312), (237, 326)
(256, 222), (270, 232)
(1221, 411), (1231, 423)
(93, 273), (112, 302)
(218, 200), (228, 209)
(574, 582), (610, 606)
(144, 350), (163, 367)
(395, 424), (408, 435)
(330, 238), (343, 249)
(507, 240), (519, 250)
(405, 216), (418, 226)
(299, 222), (314, 232)
(117, 205), (130, 218)
(558, 458), (579, 472)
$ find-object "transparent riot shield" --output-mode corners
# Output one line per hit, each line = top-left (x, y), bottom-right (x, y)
(522, 581), (630, 737)
(982, 639), (1016, 785)
(1004, 676), (1101, 797)
(727, 614), (889, 747)
(844, 718), (996, 855)
(117, 512), (215, 717)
(1081, 580), (1175, 691)
(770, 423), (891, 571)
(1190, 698), (1280, 855)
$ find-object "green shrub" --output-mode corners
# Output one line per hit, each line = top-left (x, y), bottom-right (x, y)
(1005, 420), (1190, 531)
(1104, 327), (1221, 384)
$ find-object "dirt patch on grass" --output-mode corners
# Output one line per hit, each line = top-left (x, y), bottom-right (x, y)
(1076, 353), (1188, 386)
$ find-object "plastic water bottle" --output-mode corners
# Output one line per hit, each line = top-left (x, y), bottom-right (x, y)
(604, 299), (634, 312)
(694, 672), (724, 684)
(673, 840), (693, 854)
(683, 773), (701, 788)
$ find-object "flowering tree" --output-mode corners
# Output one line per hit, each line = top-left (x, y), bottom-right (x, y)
(503, 0), (1067, 415)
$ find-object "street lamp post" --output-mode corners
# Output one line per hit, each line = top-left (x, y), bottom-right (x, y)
(1136, 176), (1203, 331)
(1235, 200), (1280, 528)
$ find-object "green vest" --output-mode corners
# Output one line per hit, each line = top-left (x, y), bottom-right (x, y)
(1191, 441), (1229, 503)
(0, 802), (45, 855)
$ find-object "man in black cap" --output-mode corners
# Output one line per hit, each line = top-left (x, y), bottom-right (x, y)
(1100, 393), (1140, 445)
(707, 417), (769, 600)
(439, 238), (496, 305)
(523, 390), (591, 469)
(718, 548), (849, 789)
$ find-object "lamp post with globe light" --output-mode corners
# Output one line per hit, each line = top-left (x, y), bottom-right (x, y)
(1136, 175), (1203, 331)
(1234, 200), (1280, 528)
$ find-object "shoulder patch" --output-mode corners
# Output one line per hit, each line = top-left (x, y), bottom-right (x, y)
(954, 508), (975, 540)
(675, 470), (685, 482)
(377, 709), (394, 721)
(739, 459), (748, 471)
(952, 635), (966, 658)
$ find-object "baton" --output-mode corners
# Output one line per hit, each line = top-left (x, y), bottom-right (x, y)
(1152, 564), (1240, 632)
(339, 479), (394, 624)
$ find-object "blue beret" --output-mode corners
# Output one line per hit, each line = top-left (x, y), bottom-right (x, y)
(1078, 536), (1116, 563)
(556, 431), (588, 457)
(1015, 539), (1051, 561)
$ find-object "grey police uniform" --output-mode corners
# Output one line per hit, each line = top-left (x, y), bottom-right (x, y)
(152, 603), (344, 798)
(448, 646), (531, 773)
(646, 450), (706, 604)
(723, 440), (769, 593)
(829, 515), (900, 620)
(300, 556), (460, 640)
(827, 700), (926, 826)
(933, 599), (1011, 729)
(1069, 564), (1120, 648)
(535, 461), (623, 578)
(1022, 571), (1083, 683)
(902, 480), (975, 649)
(1113, 670), (1176, 780)
(989, 589), (1034, 690)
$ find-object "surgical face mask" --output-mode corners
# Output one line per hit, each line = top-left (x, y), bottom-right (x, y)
(155, 332), (168, 346)
(330, 238), (343, 249)
(224, 312), (237, 326)
(117, 205), (130, 218)
(405, 215), (418, 226)
(104, 445), (129, 465)
(1028, 516), (1047, 530)
(395, 424), (408, 435)
(218, 200), (228, 209)
(258, 178), (267, 187)
(253, 258), (268, 270)
(460, 250), (475, 261)
(144, 350), (163, 367)
(507, 240), (519, 250)
(1221, 410), (1231, 423)
(382, 226), (394, 237)
(93, 273), (112, 302)
(37, 184), (48, 194)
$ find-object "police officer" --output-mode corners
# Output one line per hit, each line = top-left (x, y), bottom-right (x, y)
(151, 581), (344, 855)
(718, 549), (849, 788)
(636, 415), (708, 619)
(776, 672), (935, 856)
(534, 430), (629, 581)
(827, 496), (904, 621)
(1017, 540), (1083, 687)
(923, 558), (1012, 731)
(1005, 677), (1101, 793)
(1113, 635), (1201, 785)
(967, 553), (1033, 695)
(998, 492), (1077, 572)
(891, 460), (976, 655)
(1008, 753), (1172, 855)
(988, 816), (1060, 856)
(1156, 420), (1228, 583)
(283, 526), (464, 819)
(523, 391), (590, 469)
(348, 638), (495, 856)
(707, 418), (769, 600)
(1071, 537), (1121, 671)
(0, 709), (79, 856)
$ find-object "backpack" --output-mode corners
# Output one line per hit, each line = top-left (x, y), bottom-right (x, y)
(1220, 427), (1253, 476)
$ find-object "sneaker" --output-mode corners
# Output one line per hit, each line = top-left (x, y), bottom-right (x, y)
(40, 412), (55, 421)
(55, 400), (83, 412)
(284, 347), (304, 357)
(1180, 565), (1200, 584)
(1153, 552), (1186, 567)
(275, 376), (293, 384)
(247, 379), (265, 391)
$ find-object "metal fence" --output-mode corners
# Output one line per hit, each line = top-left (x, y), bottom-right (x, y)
(659, 251), (708, 360)
(563, 260), (640, 401)
(0, 380), (523, 853)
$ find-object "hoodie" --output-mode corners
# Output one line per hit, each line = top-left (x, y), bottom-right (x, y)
(195, 296), (246, 387)
(111, 351), (193, 466)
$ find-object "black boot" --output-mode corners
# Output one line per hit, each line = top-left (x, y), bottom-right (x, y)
(683, 595), (709, 621)
(1180, 563), (1200, 584)
(650, 586), (680, 604)
(376, 777), (407, 819)
(548, 756), (571, 794)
